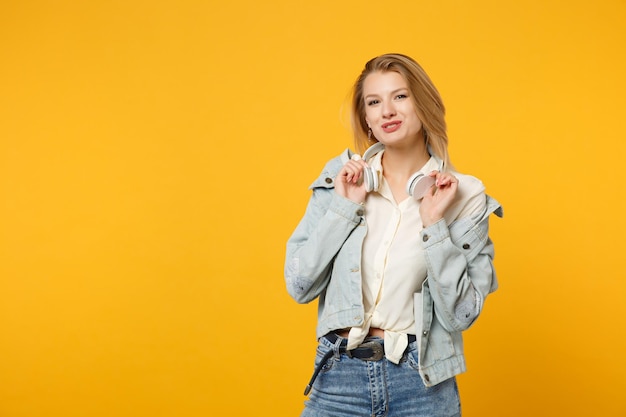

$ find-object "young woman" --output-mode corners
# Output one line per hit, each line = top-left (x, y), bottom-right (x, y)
(285, 53), (502, 417)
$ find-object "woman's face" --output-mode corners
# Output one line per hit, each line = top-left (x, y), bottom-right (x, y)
(363, 71), (423, 148)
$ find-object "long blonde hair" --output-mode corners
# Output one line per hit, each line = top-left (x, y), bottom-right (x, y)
(350, 53), (450, 169)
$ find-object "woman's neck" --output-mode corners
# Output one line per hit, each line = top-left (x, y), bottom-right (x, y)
(381, 141), (431, 179)
(380, 140), (431, 203)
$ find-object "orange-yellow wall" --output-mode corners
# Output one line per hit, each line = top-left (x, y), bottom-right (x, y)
(1, 1), (625, 416)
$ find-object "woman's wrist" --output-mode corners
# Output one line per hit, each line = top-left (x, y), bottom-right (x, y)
(422, 217), (443, 229)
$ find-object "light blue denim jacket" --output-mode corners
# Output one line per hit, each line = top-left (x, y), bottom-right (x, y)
(285, 149), (503, 387)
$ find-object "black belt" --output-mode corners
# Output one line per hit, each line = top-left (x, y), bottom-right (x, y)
(303, 332), (417, 395)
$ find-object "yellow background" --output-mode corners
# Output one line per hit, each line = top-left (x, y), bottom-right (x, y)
(1, 1), (625, 416)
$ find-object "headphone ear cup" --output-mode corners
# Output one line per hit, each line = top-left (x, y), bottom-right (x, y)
(363, 167), (377, 192)
(361, 142), (384, 193)
(371, 168), (379, 192)
(406, 173), (435, 200)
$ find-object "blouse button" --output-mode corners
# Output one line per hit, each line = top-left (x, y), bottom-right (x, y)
(422, 234), (429, 242)
(356, 209), (364, 216)
(325, 177), (332, 184)
(424, 374), (430, 382)
(462, 243), (470, 250)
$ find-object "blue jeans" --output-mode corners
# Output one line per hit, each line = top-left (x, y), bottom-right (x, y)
(301, 334), (461, 417)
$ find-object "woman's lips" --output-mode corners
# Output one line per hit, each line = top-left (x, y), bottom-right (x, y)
(381, 121), (402, 133)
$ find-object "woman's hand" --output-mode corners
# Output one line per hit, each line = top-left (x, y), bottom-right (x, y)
(335, 155), (368, 204)
(420, 171), (459, 227)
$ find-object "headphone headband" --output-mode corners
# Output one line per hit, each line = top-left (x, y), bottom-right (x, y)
(360, 142), (445, 199)
(362, 142), (385, 163)
(361, 143), (444, 171)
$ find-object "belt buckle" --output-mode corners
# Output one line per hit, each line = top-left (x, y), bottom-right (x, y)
(352, 341), (384, 361)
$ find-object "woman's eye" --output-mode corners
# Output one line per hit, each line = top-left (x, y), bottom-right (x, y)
(395, 94), (407, 100)
(367, 99), (379, 106)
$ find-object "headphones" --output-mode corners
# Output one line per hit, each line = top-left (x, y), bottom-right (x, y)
(360, 142), (445, 200)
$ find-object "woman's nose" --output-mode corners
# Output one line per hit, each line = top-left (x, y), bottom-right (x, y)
(382, 101), (396, 118)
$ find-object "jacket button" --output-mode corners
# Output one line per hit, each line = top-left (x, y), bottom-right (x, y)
(424, 374), (430, 382)
(462, 243), (470, 249)
(422, 330), (428, 336)
(422, 234), (429, 242)
(325, 177), (332, 184)
(356, 209), (364, 216)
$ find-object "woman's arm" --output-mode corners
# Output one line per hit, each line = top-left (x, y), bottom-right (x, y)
(285, 152), (367, 304)
(421, 193), (501, 333)
(285, 189), (364, 304)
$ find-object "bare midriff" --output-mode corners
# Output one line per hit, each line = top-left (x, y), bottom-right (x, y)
(336, 327), (385, 338)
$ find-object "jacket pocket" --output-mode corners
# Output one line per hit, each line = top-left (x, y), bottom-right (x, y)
(314, 341), (336, 374)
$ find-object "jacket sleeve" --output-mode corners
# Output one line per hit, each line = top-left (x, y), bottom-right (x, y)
(421, 193), (502, 333)
(284, 175), (364, 304)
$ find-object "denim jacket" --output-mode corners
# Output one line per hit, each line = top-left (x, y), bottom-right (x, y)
(285, 149), (503, 387)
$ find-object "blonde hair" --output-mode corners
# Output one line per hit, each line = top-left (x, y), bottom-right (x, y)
(350, 53), (450, 169)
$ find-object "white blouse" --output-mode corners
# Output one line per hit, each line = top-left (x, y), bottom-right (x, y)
(346, 150), (486, 364)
